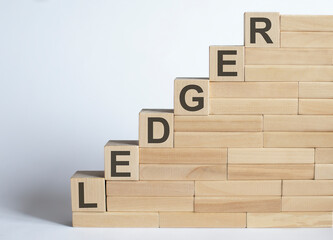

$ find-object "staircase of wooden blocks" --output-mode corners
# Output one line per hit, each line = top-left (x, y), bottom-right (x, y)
(70, 12), (333, 228)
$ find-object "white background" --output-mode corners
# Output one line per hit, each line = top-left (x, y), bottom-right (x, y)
(0, 0), (332, 239)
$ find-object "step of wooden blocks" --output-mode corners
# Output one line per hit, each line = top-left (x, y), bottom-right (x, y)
(72, 12), (333, 228)
(71, 171), (106, 212)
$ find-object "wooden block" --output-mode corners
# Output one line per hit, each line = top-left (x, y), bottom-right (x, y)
(140, 164), (226, 180)
(70, 171), (106, 212)
(160, 212), (246, 228)
(140, 147), (227, 164)
(228, 148), (314, 164)
(283, 180), (333, 196)
(299, 99), (333, 115)
(281, 32), (333, 48)
(245, 65), (333, 82)
(244, 12), (280, 47)
(245, 48), (333, 65)
(195, 180), (281, 196)
(195, 196), (281, 213)
(247, 212), (333, 228)
(72, 212), (159, 228)
(264, 132), (333, 147)
(209, 46), (244, 82)
(106, 181), (194, 196)
(264, 115), (333, 132)
(210, 98), (298, 115)
(210, 82), (298, 98)
(139, 109), (173, 148)
(316, 148), (333, 164)
(107, 197), (193, 212)
(282, 196), (333, 211)
(104, 140), (139, 181)
(315, 164), (333, 180)
(174, 78), (209, 116)
(228, 164), (314, 180)
(299, 82), (333, 99)
(281, 15), (333, 32)
(174, 132), (263, 148)
(174, 115), (263, 132)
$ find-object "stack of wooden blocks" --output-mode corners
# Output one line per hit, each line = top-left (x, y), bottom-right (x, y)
(71, 12), (333, 228)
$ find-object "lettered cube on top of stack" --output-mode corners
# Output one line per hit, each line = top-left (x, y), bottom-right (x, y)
(71, 12), (333, 228)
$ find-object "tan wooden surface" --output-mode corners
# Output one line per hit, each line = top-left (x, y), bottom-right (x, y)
(71, 171), (106, 212)
(140, 164), (226, 180)
(282, 196), (333, 211)
(264, 132), (333, 147)
(160, 212), (246, 228)
(195, 180), (281, 196)
(283, 180), (333, 196)
(174, 115), (263, 132)
(140, 147), (227, 164)
(299, 82), (333, 99)
(195, 196), (281, 213)
(104, 140), (139, 181)
(281, 32), (333, 48)
(245, 65), (333, 82)
(107, 197), (193, 212)
(72, 212), (159, 228)
(228, 164), (314, 180)
(106, 181), (194, 196)
(299, 99), (333, 115)
(228, 148), (314, 164)
(264, 115), (333, 132)
(281, 15), (333, 31)
(210, 98), (298, 115)
(174, 78), (209, 115)
(315, 164), (333, 180)
(247, 212), (333, 228)
(174, 132), (263, 148)
(210, 82), (298, 98)
(315, 148), (333, 164)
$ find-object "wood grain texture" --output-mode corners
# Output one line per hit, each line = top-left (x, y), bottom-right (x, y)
(281, 32), (333, 48)
(228, 148), (314, 164)
(139, 109), (174, 148)
(209, 46), (244, 81)
(264, 115), (333, 132)
(71, 171), (106, 212)
(195, 180), (281, 196)
(283, 180), (333, 196)
(174, 132), (263, 148)
(210, 98), (298, 115)
(299, 82), (333, 98)
(72, 212), (159, 227)
(210, 82), (298, 98)
(228, 164), (314, 180)
(245, 48), (333, 65)
(264, 132), (333, 147)
(244, 12), (280, 48)
(282, 196), (333, 211)
(174, 115), (263, 132)
(245, 65), (333, 82)
(281, 15), (333, 32)
(195, 196), (281, 213)
(315, 164), (333, 180)
(316, 148), (333, 164)
(106, 181), (194, 197)
(299, 99), (333, 115)
(140, 164), (226, 180)
(107, 197), (193, 212)
(247, 212), (333, 228)
(174, 78), (209, 116)
(140, 147), (227, 164)
(160, 212), (246, 228)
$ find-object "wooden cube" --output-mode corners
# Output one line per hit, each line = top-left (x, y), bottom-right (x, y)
(209, 46), (244, 82)
(104, 140), (139, 181)
(283, 180), (333, 196)
(299, 82), (333, 98)
(315, 164), (333, 180)
(282, 196), (333, 211)
(244, 12), (280, 47)
(139, 109), (173, 148)
(174, 78), (209, 116)
(71, 171), (105, 212)
(299, 99), (333, 115)
(315, 148), (333, 164)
